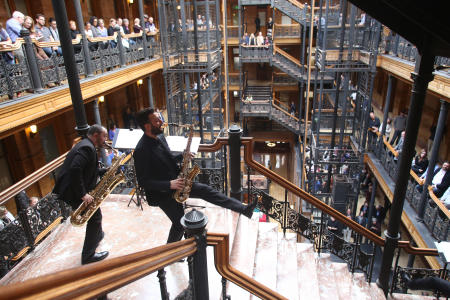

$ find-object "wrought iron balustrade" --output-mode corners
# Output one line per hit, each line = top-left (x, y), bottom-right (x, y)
(0, 31), (161, 101)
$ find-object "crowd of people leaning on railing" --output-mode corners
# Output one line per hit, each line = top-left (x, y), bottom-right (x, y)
(367, 109), (450, 208)
(0, 10), (159, 64)
(241, 30), (272, 48)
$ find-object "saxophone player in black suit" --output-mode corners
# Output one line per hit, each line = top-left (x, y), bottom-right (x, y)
(53, 125), (109, 265)
(134, 108), (257, 244)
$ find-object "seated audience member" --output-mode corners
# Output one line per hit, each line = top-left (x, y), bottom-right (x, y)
(431, 162), (450, 198)
(69, 20), (81, 53)
(0, 22), (14, 64)
(116, 18), (125, 34)
(441, 187), (450, 209)
(97, 19), (108, 37)
(147, 17), (157, 34)
(85, 21), (93, 38)
(411, 148), (429, 176)
(133, 18), (143, 34)
(368, 111), (380, 143)
(35, 14), (60, 57)
(23, 16), (48, 60)
(89, 16), (100, 37)
(107, 18), (118, 48)
(47, 17), (62, 55)
(122, 18), (131, 34)
(0, 206), (15, 230)
(29, 197), (39, 207)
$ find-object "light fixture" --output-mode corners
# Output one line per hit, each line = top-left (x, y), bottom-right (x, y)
(29, 125), (37, 137)
(128, 0), (133, 4)
(177, 5), (181, 9)
(267, 142), (276, 147)
(137, 79), (143, 85)
(98, 95), (105, 102)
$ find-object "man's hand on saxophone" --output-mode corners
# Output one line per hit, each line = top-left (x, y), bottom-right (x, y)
(170, 178), (185, 191)
(81, 193), (94, 205)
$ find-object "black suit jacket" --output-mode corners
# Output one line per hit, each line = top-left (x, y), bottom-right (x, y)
(433, 168), (450, 198)
(53, 138), (99, 207)
(133, 134), (183, 206)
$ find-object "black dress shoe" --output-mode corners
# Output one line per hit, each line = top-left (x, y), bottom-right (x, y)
(243, 196), (259, 218)
(82, 251), (109, 265)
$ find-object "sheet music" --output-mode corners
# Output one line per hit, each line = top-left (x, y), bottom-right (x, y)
(112, 129), (144, 149)
(166, 136), (201, 153)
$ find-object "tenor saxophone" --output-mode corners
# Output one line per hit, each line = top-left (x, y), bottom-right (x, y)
(70, 149), (126, 226)
(174, 125), (201, 203)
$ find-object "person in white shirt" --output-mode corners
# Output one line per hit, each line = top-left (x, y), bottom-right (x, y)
(0, 206), (15, 230)
(256, 31), (265, 46)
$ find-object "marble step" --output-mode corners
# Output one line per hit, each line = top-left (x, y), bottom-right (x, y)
(348, 270), (373, 300)
(227, 216), (260, 299)
(369, 282), (387, 300)
(276, 232), (299, 300)
(250, 222), (279, 299)
(297, 243), (321, 300)
(388, 294), (436, 299)
(316, 253), (342, 300)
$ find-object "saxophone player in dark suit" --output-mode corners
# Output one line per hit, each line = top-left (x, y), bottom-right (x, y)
(53, 124), (109, 265)
(134, 108), (257, 244)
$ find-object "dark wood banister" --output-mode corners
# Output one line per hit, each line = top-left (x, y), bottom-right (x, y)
(0, 238), (197, 300)
(207, 232), (288, 300)
(199, 137), (439, 256)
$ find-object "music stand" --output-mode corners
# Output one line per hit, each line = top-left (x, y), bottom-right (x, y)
(112, 129), (145, 210)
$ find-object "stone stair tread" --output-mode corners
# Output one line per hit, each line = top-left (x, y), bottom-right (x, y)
(297, 244), (321, 299)
(369, 282), (387, 300)
(388, 294), (436, 299)
(227, 217), (260, 299)
(348, 271), (373, 300)
(276, 233), (299, 300)
(316, 254), (342, 300)
(250, 222), (279, 299)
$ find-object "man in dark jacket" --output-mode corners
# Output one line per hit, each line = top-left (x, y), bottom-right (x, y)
(134, 108), (257, 244)
(53, 125), (109, 265)
(431, 162), (450, 198)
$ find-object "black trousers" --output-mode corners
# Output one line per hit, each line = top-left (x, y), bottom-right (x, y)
(391, 130), (402, 145)
(158, 182), (247, 244)
(67, 199), (103, 260)
(407, 276), (450, 297)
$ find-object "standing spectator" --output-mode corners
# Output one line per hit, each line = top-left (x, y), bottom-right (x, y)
(394, 131), (405, 160)
(368, 111), (380, 147)
(122, 106), (136, 129)
(369, 218), (381, 236)
(255, 16), (261, 33)
(289, 101), (296, 116)
(359, 200), (369, 218)
(242, 32), (249, 45)
(108, 124), (117, 141)
(379, 117), (392, 141)
(267, 17), (273, 38)
(249, 33), (256, 45)
(196, 15), (203, 27)
(85, 21), (93, 38)
(358, 13), (366, 26)
(356, 210), (367, 227)
(392, 111), (407, 145)
(431, 162), (450, 198)
(6, 11), (24, 43)
(411, 149), (429, 176)
(343, 208), (353, 242)
(15, 190), (30, 212)
(327, 216), (342, 236)
(256, 31), (264, 46)
(0, 22), (14, 64)
(374, 205), (385, 225)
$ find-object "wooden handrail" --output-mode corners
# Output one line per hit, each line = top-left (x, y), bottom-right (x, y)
(198, 137), (438, 256)
(428, 186), (450, 220)
(0, 238), (197, 300)
(273, 44), (303, 68)
(207, 232), (288, 300)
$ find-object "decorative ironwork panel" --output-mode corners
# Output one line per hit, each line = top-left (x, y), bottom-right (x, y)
(432, 213), (448, 241)
(321, 230), (355, 263)
(0, 218), (29, 267)
(252, 187), (285, 225)
(423, 202), (436, 231)
(27, 193), (63, 238)
(199, 168), (225, 194)
(0, 57), (32, 97)
(392, 267), (441, 293)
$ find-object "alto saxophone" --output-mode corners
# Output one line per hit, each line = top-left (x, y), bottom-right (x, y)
(71, 148), (126, 226)
(174, 125), (201, 203)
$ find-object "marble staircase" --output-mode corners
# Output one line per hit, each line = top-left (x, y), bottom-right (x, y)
(0, 194), (435, 299)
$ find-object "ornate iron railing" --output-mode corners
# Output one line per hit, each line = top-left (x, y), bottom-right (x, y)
(0, 31), (161, 101)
